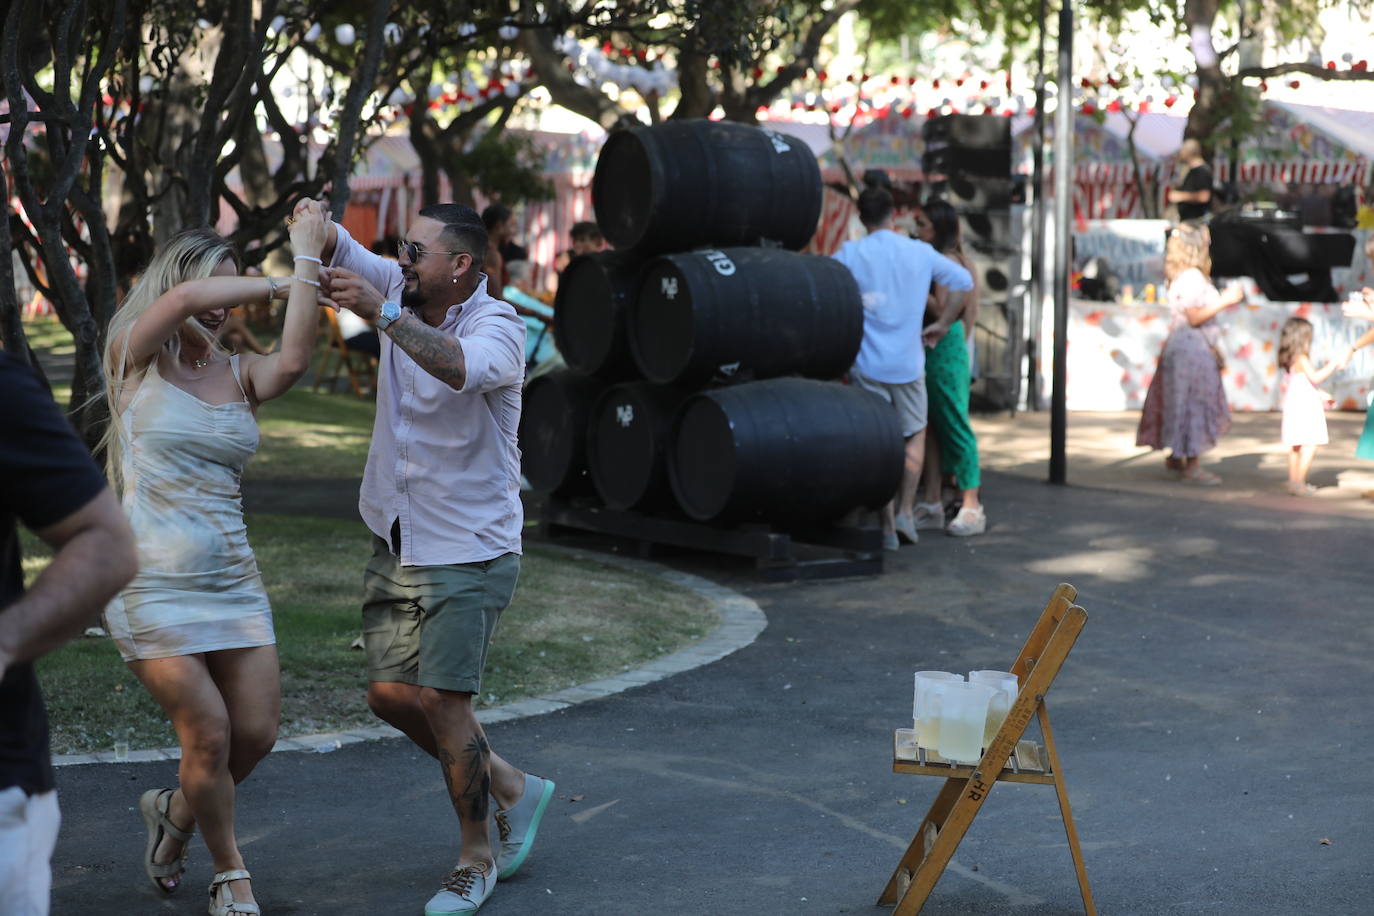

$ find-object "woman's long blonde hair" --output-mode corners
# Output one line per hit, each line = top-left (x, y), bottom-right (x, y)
(1164, 221), (1212, 282)
(100, 227), (242, 488)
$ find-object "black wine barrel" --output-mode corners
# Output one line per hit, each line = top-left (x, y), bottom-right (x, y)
(592, 119), (822, 256)
(553, 252), (643, 379)
(586, 382), (694, 511)
(668, 378), (904, 524)
(519, 370), (606, 495)
(630, 247), (863, 387)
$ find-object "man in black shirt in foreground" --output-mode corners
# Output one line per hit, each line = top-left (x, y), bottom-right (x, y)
(0, 350), (138, 915)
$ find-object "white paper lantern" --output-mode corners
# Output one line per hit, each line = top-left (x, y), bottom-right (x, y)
(138, 75), (154, 93)
(428, 84), (443, 99)
(195, 18), (212, 30)
(384, 23), (402, 45)
(458, 23), (477, 38)
(268, 15), (286, 36)
(335, 24), (355, 46)
(498, 22), (519, 41)
(304, 23), (321, 42)
(504, 82), (521, 98)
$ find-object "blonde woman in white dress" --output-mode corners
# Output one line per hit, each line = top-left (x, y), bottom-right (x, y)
(101, 204), (329, 915)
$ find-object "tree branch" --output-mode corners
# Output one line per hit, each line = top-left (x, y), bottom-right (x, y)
(326, 0), (392, 216)
(1238, 62), (1374, 81)
(743, 0), (860, 113)
(521, 26), (632, 129)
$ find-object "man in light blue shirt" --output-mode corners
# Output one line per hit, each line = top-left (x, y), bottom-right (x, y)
(832, 187), (973, 548)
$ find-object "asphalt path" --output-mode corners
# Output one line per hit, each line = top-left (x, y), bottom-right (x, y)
(48, 468), (1374, 915)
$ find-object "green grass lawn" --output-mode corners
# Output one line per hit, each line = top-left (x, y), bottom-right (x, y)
(250, 387), (376, 480)
(19, 315), (76, 354)
(20, 313), (721, 755)
(28, 516), (716, 755)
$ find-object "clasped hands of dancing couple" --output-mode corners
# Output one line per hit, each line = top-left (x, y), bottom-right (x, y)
(101, 195), (552, 916)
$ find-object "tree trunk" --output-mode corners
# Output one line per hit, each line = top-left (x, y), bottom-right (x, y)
(0, 167), (30, 365)
(1182, 0), (1224, 158)
(1, 0), (125, 446)
(521, 27), (631, 129)
(146, 41), (212, 243)
(325, 0), (392, 217)
(670, 50), (714, 120)
(408, 77), (444, 208)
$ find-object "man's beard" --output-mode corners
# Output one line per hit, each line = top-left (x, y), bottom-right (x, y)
(401, 283), (426, 310)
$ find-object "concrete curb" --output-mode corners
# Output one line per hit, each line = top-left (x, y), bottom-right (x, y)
(52, 547), (766, 767)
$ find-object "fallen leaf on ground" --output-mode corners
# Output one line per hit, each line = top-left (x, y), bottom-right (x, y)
(1319, 838), (1332, 846)
(570, 794), (584, 802)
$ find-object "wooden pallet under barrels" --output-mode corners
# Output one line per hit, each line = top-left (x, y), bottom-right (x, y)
(879, 583), (1095, 915)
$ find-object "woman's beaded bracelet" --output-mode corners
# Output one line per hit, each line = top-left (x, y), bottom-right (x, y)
(292, 275), (321, 288)
(293, 255), (323, 264)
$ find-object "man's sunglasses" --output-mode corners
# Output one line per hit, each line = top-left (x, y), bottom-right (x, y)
(398, 239), (467, 262)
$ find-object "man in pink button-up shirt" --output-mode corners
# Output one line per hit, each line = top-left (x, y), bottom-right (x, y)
(308, 201), (555, 914)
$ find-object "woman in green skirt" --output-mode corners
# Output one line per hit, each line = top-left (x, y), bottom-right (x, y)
(913, 199), (986, 536)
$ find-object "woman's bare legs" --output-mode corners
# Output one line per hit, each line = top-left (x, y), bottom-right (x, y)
(922, 433), (981, 512)
(1181, 456), (1221, 483)
(130, 645), (280, 907)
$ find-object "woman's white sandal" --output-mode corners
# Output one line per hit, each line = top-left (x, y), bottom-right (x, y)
(209, 869), (260, 915)
(139, 788), (194, 894)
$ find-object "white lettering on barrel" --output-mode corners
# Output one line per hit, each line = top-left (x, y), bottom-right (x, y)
(661, 276), (679, 299)
(702, 250), (736, 276)
(616, 404), (635, 427)
(763, 130), (791, 154)
(718, 362), (741, 376)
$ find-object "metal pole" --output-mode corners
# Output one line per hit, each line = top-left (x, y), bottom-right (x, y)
(1028, 0), (1048, 412)
(1049, 0), (1073, 484)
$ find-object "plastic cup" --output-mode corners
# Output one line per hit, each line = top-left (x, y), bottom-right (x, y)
(894, 727), (919, 761)
(969, 670), (1020, 745)
(938, 682), (997, 764)
(913, 671), (963, 750)
(113, 727), (131, 763)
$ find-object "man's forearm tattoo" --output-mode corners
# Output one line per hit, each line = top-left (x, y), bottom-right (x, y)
(387, 316), (467, 388)
(440, 735), (491, 822)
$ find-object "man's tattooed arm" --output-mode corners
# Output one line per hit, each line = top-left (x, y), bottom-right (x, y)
(386, 312), (468, 389)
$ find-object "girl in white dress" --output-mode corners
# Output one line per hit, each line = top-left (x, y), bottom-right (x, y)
(101, 204), (329, 915)
(1277, 317), (1346, 496)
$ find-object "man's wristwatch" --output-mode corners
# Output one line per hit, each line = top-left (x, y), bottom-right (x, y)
(376, 300), (402, 331)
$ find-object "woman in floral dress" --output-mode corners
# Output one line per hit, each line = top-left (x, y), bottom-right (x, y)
(1136, 222), (1246, 484)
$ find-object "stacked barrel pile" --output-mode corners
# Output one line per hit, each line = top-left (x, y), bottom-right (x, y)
(520, 119), (904, 537)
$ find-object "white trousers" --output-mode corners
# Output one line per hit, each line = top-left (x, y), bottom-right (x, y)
(0, 786), (60, 916)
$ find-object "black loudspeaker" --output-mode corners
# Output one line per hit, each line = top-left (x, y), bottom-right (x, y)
(957, 207), (1020, 412)
(1208, 213), (1356, 302)
(922, 115), (1012, 180)
(1332, 186), (1358, 229)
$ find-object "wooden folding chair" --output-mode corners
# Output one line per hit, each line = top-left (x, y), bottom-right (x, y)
(313, 308), (376, 397)
(879, 583), (1095, 915)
